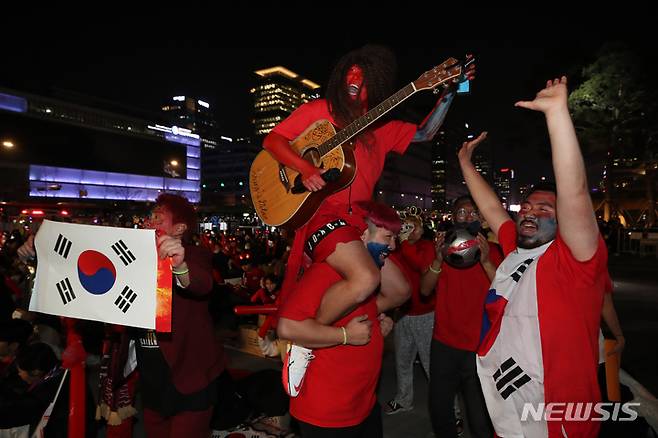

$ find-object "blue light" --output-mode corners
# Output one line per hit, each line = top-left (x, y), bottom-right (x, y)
(165, 133), (201, 147)
(186, 146), (201, 158)
(0, 93), (28, 113)
(28, 165), (201, 203)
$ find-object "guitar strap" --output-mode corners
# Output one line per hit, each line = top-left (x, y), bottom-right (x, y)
(305, 219), (348, 257)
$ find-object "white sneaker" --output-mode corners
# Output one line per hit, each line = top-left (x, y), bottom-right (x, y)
(258, 336), (279, 357)
(282, 343), (314, 397)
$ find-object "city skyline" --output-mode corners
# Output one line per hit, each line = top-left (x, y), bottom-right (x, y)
(2, 19), (656, 199)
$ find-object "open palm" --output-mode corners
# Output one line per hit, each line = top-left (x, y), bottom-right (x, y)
(515, 76), (569, 114)
(457, 131), (488, 163)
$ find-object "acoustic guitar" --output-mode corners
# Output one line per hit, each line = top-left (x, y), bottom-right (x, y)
(250, 57), (468, 229)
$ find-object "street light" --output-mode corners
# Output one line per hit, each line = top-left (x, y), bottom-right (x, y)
(2, 140), (14, 148)
(170, 160), (178, 166)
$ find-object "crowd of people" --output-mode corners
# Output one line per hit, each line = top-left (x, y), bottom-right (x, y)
(0, 43), (649, 438)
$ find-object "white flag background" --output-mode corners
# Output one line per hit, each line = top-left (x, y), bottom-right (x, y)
(30, 220), (158, 329)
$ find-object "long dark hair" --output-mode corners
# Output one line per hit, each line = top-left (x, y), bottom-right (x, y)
(325, 45), (398, 145)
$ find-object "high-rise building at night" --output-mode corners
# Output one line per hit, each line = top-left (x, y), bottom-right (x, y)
(494, 167), (515, 208)
(201, 135), (260, 208)
(518, 183), (533, 201)
(161, 95), (219, 152)
(473, 149), (493, 183)
(430, 135), (448, 211)
(251, 66), (320, 137)
(376, 140), (433, 212)
(162, 96), (217, 139)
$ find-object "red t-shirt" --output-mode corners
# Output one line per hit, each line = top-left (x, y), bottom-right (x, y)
(433, 241), (503, 351)
(399, 239), (436, 315)
(272, 99), (417, 217)
(488, 220), (607, 438)
(387, 250), (420, 308)
(278, 263), (383, 428)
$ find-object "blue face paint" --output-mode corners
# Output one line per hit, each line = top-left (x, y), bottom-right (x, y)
(516, 216), (557, 249)
(367, 242), (390, 268)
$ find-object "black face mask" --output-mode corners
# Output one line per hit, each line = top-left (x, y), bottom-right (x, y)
(454, 220), (482, 236)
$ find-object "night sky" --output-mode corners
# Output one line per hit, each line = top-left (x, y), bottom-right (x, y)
(2, 13), (654, 195)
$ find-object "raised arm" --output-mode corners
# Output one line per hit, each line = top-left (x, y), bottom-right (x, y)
(515, 77), (599, 261)
(457, 132), (511, 237)
(412, 59), (475, 143)
(411, 90), (455, 143)
(420, 232), (444, 296)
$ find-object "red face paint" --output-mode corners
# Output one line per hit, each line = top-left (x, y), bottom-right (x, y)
(346, 64), (367, 103)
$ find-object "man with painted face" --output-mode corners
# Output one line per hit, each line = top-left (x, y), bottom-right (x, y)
(263, 44), (473, 398)
(276, 201), (405, 438)
(458, 78), (608, 438)
(420, 195), (502, 438)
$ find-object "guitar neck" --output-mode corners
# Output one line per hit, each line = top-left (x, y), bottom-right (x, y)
(317, 82), (418, 156)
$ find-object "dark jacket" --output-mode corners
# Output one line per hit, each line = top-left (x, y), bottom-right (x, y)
(156, 244), (225, 394)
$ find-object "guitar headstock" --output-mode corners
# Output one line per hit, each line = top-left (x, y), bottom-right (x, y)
(413, 56), (474, 91)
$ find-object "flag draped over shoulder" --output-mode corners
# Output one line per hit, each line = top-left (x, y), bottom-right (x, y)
(30, 220), (159, 329)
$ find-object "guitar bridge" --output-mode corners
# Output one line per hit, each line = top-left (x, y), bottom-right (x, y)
(278, 165), (291, 192)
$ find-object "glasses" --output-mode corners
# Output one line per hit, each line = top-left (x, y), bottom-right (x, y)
(455, 208), (479, 219)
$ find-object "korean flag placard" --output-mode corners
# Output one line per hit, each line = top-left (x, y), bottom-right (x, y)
(30, 220), (158, 329)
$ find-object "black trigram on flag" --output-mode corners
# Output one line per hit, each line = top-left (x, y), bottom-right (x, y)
(493, 357), (531, 400)
(111, 240), (136, 266)
(55, 278), (76, 305)
(53, 234), (72, 259)
(114, 286), (137, 313)
(510, 258), (535, 283)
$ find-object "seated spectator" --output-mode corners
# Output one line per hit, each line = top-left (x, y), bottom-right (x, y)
(0, 319), (34, 376)
(0, 342), (68, 436)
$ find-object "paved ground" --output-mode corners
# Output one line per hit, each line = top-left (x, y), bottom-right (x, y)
(607, 254), (658, 397)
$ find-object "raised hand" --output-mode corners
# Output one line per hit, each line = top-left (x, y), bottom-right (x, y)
(477, 233), (490, 265)
(434, 231), (446, 264)
(463, 54), (476, 82)
(457, 131), (488, 164)
(514, 76), (569, 115)
(157, 234), (186, 268)
(17, 235), (36, 261)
